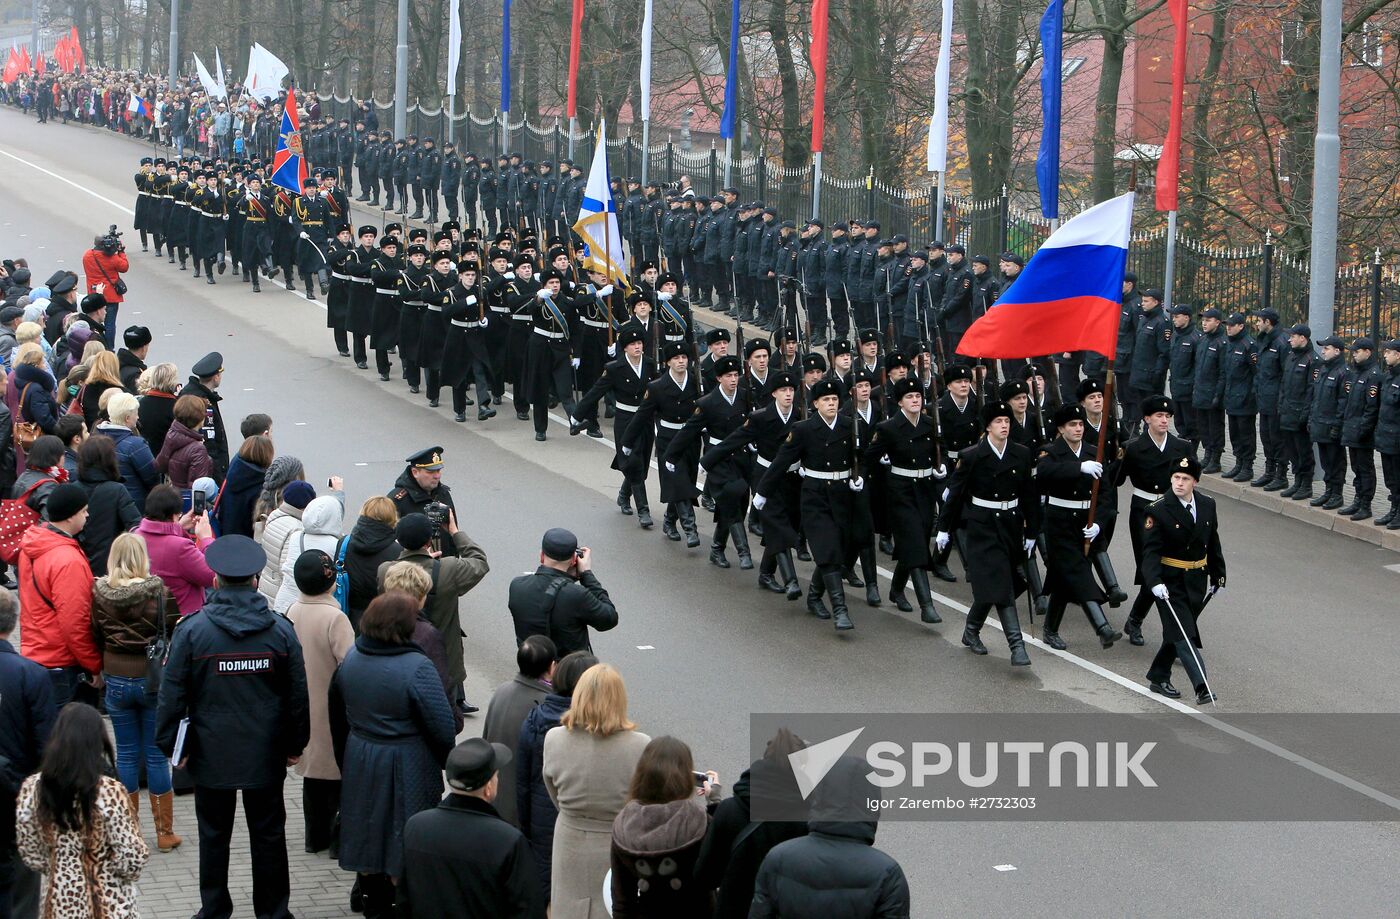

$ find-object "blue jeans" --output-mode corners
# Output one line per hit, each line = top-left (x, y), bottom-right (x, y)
(104, 674), (171, 794)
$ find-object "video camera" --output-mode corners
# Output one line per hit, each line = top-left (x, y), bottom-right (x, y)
(424, 500), (450, 553)
(98, 225), (124, 256)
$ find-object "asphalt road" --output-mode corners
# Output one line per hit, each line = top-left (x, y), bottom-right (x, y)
(2, 107), (1399, 917)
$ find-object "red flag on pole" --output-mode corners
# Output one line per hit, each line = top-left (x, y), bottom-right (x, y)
(17, 45), (31, 74)
(35, 52), (44, 75)
(72, 28), (85, 73)
(1154, 0), (1188, 211)
(566, 0), (584, 119)
(2, 49), (18, 84)
(810, 0), (829, 152)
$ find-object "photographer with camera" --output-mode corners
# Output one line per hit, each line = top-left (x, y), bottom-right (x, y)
(508, 528), (619, 657)
(82, 226), (130, 350)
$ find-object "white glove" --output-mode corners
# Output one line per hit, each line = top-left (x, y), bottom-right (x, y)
(1152, 584), (1170, 600)
(849, 476), (865, 492)
(752, 494), (768, 510)
(658, 291), (672, 301)
(571, 357), (581, 369)
(299, 231), (310, 240)
(879, 455), (891, 465)
(480, 316), (489, 328)
(933, 464), (948, 479)
(597, 284), (614, 297)
(1024, 538), (1037, 557)
(465, 295), (477, 305)
(1082, 523), (1101, 541)
(664, 461), (676, 473)
(621, 446), (632, 457)
(941, 487), (951, 501)
(607, 343), (617, 357)
(1080, 460), (1104, 479)
(935, 531), (950, 552)
(536, 289), (551, 300)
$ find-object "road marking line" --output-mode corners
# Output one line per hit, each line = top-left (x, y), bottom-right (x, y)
(994, 865), (1017, 872)
(0, 148), (136, 216)
(636, 645), (656, 651)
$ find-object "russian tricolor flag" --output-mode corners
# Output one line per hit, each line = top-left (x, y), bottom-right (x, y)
(127, 93), (150, 119)
(957, 192), (1134, 360)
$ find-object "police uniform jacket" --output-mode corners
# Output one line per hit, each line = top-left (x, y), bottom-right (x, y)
(824, 236), (849, 296)
(1129, 305), (1171, 393)
(865, 410), (940, 566)
(1254, 327), (1289, 413)
(1340, 355), (1383, 449)
(1309, 354), (1347, 443)
(756, 221), (779, 279)
(1168, 325), (1200, 401)
(1375, 362), (1400, 454)
(937, 437), (1041, 606)
(1222, 330), (1259, 415)
(939, 263), (975, 335)
(622, 371), (700, 503)
(759, 412), (870, 568)
(1035, 437), (1107, 603)
(1191, 326), (1227, 410)
(1140, 489), (1225, 645)
(1279, 345), (1318, 431)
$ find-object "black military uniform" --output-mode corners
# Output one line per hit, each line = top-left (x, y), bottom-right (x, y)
(396, 244), (433, 391)
(370, 237), (404, 379)
(865, 377), (946, 622)
(1078, 378), (1128, 605)
(419, 251), (458, 408)
(937, 400), (1041, 665)
(524, 269), (580, 441)
(1338, 337), (1383, 519)
(291, 184), (331, 298)
(1191, 308), (1228, 473)
(388, 447), (457, 520)
(441, 263), (495, 421)
(1115, 396), (1193, 645)
(1250, 309), (1290, 488)
(342, 228), (378, 365)
(178, 352), (229, 482)
(665, 355), (753, 568)
(440, 143), (462, 223)
(418, 138), (442, 223)
(1220, 312), (1259, 481)
(1140, 454), (1225, 705)
(622, 343), (702, 545)
(1309, 336), (1349, 510)
(236, 178), (276, 290)
(1166, 304), (1200, 449)
(324, 225), (356, 355)
(1034, 404), (1123, 651)
(1278, 325), (1319, 499)
(574, 327), (656, 527)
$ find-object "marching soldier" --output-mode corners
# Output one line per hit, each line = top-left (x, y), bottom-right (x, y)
(654, 272), (692, 356)
(622, 342), (702, 546)
(1078, 378), (1128, 605)
(505, 254), (539, 422)
(235, 174), (277, 292)
(419, 250), (458, 409)
(1034, 403), (1123, 651)
(291, 178), (331, 299)
(1338, 337), (1383, 519)
(324, 224), (356, 354)
(369, 235), (404, 380)
(342, 226), (379, 366)
(936, 399), (1041, 665)
(573, 327), (656, 528)
(928, 364), (979, 581)
(524, 268), (581, 443)
(1140, 454), (1225, 705)
(396, 243), (432, 392)
(865, 377), (948, 623)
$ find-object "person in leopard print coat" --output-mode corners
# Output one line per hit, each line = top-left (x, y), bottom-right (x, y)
(14, 704), (149, 919)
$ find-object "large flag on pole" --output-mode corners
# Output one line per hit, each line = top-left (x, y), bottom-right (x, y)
(447, 0), (462, 95)
(571, 122), (628, 287)
(718, 0), (741, 138)
(270, 88), (309, 194)
(501, 0), (512, 112)
(810, 0), (829, 152)
(214, 47), (225, 94)
(566, 0), (584, 119)
(71, 27), (85, 73)
(926, 0), (953, 172)
(1155, 0), (1188, 211)
(957, 193), (1134, 359)
(245, 43), (289, 102)
(194, 53), (225, 100)
(127, 93), (150, 119)
(1035, 0), (1064, 220)
(639, 0), (653, 120)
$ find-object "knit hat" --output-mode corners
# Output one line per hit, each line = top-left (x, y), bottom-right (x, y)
(282, 480), (316, 510)
(45, 482), (89, 523)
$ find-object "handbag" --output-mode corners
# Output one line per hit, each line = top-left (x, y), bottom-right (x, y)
(13, 384), (41, 451)
(94, 258), (128, 297)
(145, 592), (171, 692)
(331, 536), (351, 614)
(65, 384), (85, 417)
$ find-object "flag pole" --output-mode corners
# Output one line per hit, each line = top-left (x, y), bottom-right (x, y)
(1162, 209), (1177, 312)
(934, 174), (945, 242)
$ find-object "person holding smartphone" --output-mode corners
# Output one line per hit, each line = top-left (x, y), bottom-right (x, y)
(507, 528), (619, 658)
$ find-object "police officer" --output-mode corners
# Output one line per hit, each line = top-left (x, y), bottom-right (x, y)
(1141, 454), (1225, 705)
(179, 352), (229, 481)
(1278, 324), (1319, 499)
(1220, 312), (1259, 481)
(801, 220), (829, 344)
(462, 151), (481, 231)
(440, 141), (463, 224)
(389, 446), (457, 520)
(1249, 308), (1289, 488)
(1338, 337), (1382, 519)
(1309, 335), (1348, 510)
(1192, 307), (1227, 473)
(936, 400), (1041, 665)
(155, 535), (309, 919)
(939, 244), (973, 359)
(1167, 303), (1200, 451)
(1374, 340), (1400, 528)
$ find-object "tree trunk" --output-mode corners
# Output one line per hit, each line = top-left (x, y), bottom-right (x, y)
(355, 0), (377, 98)
(1090, 0), (1128, 202)
(766, 0), (806, 167)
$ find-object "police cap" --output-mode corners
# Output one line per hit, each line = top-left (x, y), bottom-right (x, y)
(191, 352), (223, 378)
(1226, 312), (1247, 326)
(205, 535), (267, 578)
(1170, 304), (1193, 316)
(1200, 307), (1223, 320)
(1350, 337), (1375, 351)
(406, 446), (445, 470)
(1317, 335), (1344, 349)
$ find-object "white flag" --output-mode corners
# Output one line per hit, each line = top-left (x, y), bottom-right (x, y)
(245, 43), (289, 101)
(193, 53), (225, 100)
(926, 0), (953, 172)
(571, 121), (629, 287)
(214, 47), (226, 95)
(640, 0), (654, 121)
(447, 0), (462, 95)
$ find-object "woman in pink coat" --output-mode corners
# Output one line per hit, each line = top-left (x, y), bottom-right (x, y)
(134, 485), (215, 615)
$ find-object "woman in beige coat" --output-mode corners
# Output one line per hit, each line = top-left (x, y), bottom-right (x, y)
(286, 549), (355, 855)
(543, 664), (650, 919)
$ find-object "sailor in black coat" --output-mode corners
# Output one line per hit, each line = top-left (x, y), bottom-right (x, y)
(704, 371), (802, 598)
(342, 227), (379, 366)
(755, 378), (869, 631)
(1034, 403), (1123, 651)
(1140, 454), (1226, 705)
(840, 369), (884, 609)
(523, 269), (580, 441)
(936, 400), (1041, 665)
(440, 263), (496, 421)
(1077, 377), (1129, 605)
(664, 355), (753, 568)
(621, 343), (701, 544)
(369, 236), (404, 379)
(1114, 395), (1194, 645)
(572, 328), (655, 526)
(865, 377), (948, 623)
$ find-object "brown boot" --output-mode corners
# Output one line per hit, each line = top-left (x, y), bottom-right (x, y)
(126, 791), (140, 828)
(150, 791), (182, 852)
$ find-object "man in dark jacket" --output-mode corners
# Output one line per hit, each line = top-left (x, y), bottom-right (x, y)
(1167, 304), (1200, 452)
(1338, 336), (1383, 519)
(1191, 309), (1227, 474)
(507, 528), (618, 655)
(1248, 308), (1290, 488)
(1279, 325), (1319, 499)
(177, 351), (228, 481)
(0, 591), (55, 919)
(1220, 312), (1259, 481)
(155, 535), (310, 919)
(481, 636), (554, 828)
(1309, 335), (1349, 510)
(400, 739), (544, 918)
(749, 756), (910, 918)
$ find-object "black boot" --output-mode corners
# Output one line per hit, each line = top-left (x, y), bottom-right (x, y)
(1201, 453), (1222, 475)
(306, 281), (317, 301)
(1264, 470), (1289, 492)
(1221, 460), (1241, 479)
(806, 574), (831, 619)
(730, 524), (754, 569)
(910, 568), (941, 623)
(888, 565), (913, 612)
(1084, 600), (1122, 647)
(1290, 479), (1313, 501)
(679, 505), (702, 548)
(1337, 497), (1361, 516)
(1230, 464), (1253, 482)
(860, 548), (880, 607)
(662, 509), (681, 541)
(824, 571), (854, 631)
(1026, 553), (1050, 619)
(843, 566), (864, 588)
(930, 544), (958, 582)
(1376, 501), (1397, 527)
(709, 527), (731, 568)
(1092, 552), (1129, 606)
(1041, 598), (1067, 650)
(617, 488), (633, 516)
(637, 504), (654, 529)
(797, 538), (812, 562)
(1309, 486), (1332, 507)
(962, 603), (990, 655)
(1322, 491), (1344, 511)
(1124, 613), (1145, 646)
(998, 605), (1031, 665)
(748, 515), (764, 538)
(878, 535), (895, 556)
(775, 552), (802, 601)
(1250, 463), (1274, 487)
(1280, 476), (1301, 498)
